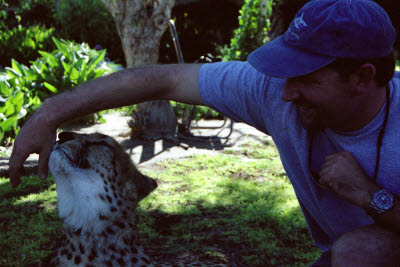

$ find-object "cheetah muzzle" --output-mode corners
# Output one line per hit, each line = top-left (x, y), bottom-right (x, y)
(48, 132), (157, 266)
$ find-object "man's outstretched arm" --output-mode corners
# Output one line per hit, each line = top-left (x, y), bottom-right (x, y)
(9, 64), (204, 187)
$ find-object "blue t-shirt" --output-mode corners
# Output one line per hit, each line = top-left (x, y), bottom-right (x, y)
(198, 61), (400, 252)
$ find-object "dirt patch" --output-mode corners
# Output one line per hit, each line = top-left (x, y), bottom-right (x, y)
(0, 113), (269, 177)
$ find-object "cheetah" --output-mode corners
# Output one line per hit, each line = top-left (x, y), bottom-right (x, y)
(47, 132), (157, 266)
(47, 132), (226, 267)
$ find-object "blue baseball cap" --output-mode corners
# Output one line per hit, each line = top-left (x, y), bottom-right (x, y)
(248, 0), (396, 78)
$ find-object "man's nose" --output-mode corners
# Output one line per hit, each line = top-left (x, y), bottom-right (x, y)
(282, 81), (300, 102)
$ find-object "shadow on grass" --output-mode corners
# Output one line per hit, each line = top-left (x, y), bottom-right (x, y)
(0, 188), (63, 267)
(0, 176), (55, 200)
(137, 175), (320, 267)
(121, 135), (229, 163)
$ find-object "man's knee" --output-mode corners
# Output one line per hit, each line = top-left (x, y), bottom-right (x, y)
(331, 225), (400, 267)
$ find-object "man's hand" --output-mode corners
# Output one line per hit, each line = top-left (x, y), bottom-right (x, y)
(319, 151), (380, 209)
(9, 107), (57, 188)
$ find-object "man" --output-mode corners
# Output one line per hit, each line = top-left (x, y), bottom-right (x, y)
(8, 0), (400, 265)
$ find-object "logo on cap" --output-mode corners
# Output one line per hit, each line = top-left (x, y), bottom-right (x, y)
(294, 12), (308, 29)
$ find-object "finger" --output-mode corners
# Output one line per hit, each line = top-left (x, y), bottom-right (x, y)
(320, 159), (335, 174)
(37, 144), (54, 180)
(324, 153), (340, 163)
(317, 173), (330, 189)
(9, 147), (29, 188)
(319, 164), (334, 181)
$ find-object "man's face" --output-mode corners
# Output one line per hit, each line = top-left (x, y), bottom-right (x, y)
(282, 67), (357, 131)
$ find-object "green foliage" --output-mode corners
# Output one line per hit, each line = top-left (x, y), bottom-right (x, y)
(0, 66), (41, 145)
(219, 0), (273, 61)
(0, 25), (56, 66)
(171, 101), (222, 121)
(0, 37), (121, 144)
(6, 37), (120, 98)
(1, 0), (56, 31)
(55, 0), (125, 65)
(15, 0), (56, 27)
(0, 0), (7, 30)
(0, 142), (320, 266)
(28, 37), (114, 95)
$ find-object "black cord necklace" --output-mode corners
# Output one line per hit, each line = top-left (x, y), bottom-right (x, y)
(308, 85), (391, 187)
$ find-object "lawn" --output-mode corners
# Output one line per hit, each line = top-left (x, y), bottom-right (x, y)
(0, 141), (321, 266)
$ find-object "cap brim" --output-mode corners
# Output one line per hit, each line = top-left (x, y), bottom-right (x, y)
(248, 36), (336, 78)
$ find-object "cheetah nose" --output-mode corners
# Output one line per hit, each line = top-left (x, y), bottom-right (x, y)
(58, 132), (76, 144)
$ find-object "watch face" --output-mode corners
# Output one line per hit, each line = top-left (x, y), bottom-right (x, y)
(373, 190), (394, 210)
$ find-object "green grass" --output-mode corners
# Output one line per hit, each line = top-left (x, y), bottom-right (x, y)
(0, 141), (321, 266)
(0, 176), (62, 266)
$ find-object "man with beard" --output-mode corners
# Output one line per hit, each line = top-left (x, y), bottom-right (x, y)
(8, 0), (400, 265)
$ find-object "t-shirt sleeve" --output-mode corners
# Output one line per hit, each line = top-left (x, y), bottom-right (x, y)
(198, 61), (285, 134)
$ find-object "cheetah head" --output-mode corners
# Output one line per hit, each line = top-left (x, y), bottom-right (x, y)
(49, 132), (157, 234)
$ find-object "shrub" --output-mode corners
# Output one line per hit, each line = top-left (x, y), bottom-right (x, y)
(0, 0), (7, 31)
(0, 25), (56, 67)
(0, 37), (121, 144)
(54, 0), (125, 66)
(25, 37), (118, 98)
(171, 101), (222, 122)
(15, 0), (56, 28)
(219, 0), (272, 62)
(0, 65), (41, 145)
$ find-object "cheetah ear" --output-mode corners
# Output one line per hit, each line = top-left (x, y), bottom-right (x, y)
(136, 173), (158, 201)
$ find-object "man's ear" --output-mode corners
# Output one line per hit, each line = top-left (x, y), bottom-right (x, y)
(354, 63), (376, 96)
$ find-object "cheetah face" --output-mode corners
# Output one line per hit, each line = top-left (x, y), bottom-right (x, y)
(49, 132), (157, 233)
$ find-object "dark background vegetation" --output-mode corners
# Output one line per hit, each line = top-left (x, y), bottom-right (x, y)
(2, 0), (399, 67)
(0, 0), (399, 144)
(1, 0), (242, 67)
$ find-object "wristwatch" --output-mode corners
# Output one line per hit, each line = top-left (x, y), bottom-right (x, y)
(366, 189), (394, 217)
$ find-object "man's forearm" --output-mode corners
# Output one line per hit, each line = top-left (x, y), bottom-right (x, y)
(41, 64), (203, 126)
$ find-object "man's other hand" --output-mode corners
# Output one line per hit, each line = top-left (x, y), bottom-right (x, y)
(319, 151), (380, 209)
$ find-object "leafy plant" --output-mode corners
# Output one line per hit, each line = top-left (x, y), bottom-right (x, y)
(31, 38), (114, 96)
(219, 0), (272, 62)
(0, 25), (56, 67)
(171, 101), (222, 121)
(0, 66), (41, 145)
(0, 37), (121, 144)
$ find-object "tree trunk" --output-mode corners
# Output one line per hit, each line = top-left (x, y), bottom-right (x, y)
(101, 0), (177, 140)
